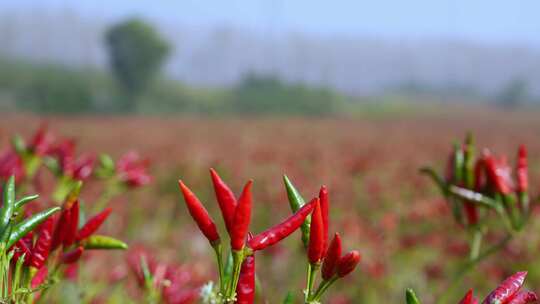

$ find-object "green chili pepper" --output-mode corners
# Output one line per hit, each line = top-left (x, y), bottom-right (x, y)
(14, 194), (39, 210)
(0, 176), (16, 236)
(406, 288), (421, 304)
(282, 291), (294, 304)
(453, 142), (464, 184)
(83, 235), (128, 250)
(7, 206), (60, 248)
(283, 175), (311, 249)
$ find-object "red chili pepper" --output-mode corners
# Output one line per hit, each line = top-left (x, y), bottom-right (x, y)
(63, 200), (79, 247)
(72, 154), (96, 181)
(30, 217), (54, 269)
(308, 198), (323, 264)
(61, 246), (84, 264)
(30, 266), (49, 289)
(506, 291), (538, 304)
(235, 254), (255, 304)
(178, 181), (220, 244)
(209, 168), (237, 234)
(459, 289), (478, 304)
(231, 180), (252, 251)
(319, 186), (329, 256)
(247, 198), (317, 251)
(11, 238), (33, 266)
(321, 233), (342, 280)
(76, 208), (112, 241)
(474, 158), (487, 192)
(336, 251), (360, 277)
(52, 210), (69, 250)
(485, 155), (513, 195)
(516, 145), (528, 193)
(482, 271), (527, 304)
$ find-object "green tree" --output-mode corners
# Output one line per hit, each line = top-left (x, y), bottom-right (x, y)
(105, 18), (170, 111)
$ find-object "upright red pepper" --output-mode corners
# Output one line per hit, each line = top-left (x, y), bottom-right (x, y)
(209, 168), (237, 234)
(482, 271), (527, 304)
(336, 251), (360, 277)
(30, 217), (54, 269)
(231, 180), (252, 251)
(52, 210), (69, 250)
(235, 255), (255, 304)
(76, 208), (112, 241)
(248, 198), (317, 251)
(178, 181), (220, 245)
(308, 198), (323, 264)
(459, 289), (478, 304)
(63, 200), (79, 247)
(516, 144), (528, 193)
(319, 186), (329, 256)
(321, 233), (342, 280)
(485, 156), (513, 195)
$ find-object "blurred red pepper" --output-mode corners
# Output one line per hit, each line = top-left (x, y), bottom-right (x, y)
(209, 168), (237, 234)
(485, 155), (514, 195)
(178, 181), (220, 245)
(30, 217), (54, 269)
(248, 198), (317, 251)
(77, 208), (112, 241)
(308, 198), (324, 264)
(63, 200), (80, 247)
(516, 144), (528, 193)
(235, 255), (255, 304)
(321, 233), (342, 280)
(117, 152), (152, 188)
(506, 291), (538, 304)
(61, 246), (84, 264)
(482, 271), (527, 304)
(230, 180), (253, 251)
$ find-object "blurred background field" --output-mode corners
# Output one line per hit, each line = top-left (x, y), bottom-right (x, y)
(1, 1), (540, 303)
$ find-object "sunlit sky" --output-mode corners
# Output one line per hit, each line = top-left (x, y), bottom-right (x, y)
(3, 0), (540, 46)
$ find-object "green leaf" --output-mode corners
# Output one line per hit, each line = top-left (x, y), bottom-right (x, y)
(419, 167), (448, 197)
(283, 175), (311, 249)
(14, 194), (40, 210)
(83, 235), (128, 250)
(7, 207), (60, 248)
(406, 288), (421, 304)
(0, 176), (16, 235)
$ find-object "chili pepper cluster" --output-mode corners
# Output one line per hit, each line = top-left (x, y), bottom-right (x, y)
(178, 169), (361, 303)
(421, 134), (533, 263)
(406, 271), (537, 304)
(0, 125), (151, 303)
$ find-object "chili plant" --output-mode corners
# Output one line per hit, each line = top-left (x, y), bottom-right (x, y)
(178, 169), (361, 303)
(421, 133), (535, 303)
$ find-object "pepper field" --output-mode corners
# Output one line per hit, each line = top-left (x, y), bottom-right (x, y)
(1, 108), (540, 303)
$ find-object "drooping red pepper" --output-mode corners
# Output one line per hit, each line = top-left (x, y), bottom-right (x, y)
(178, 181), (220, 245)
(52, 210), (69, 250)
(336, 251), (360, 277)
(516, 144), (528, 193)
(209, 168), (237, 234)
(482, 271), (527, 304)
(321, 233), (342, 280)
(61, 246), (84, 264)
(235, 254), (255, 304)
(30, 217), (54, 269)
(506, 291), (538, 304)
(63, 200), (79, 247)
(319, 186), (329, 255)
(231, 180), (252, 251)
(76, 208), (112, 241)
(459, 289), (478, 304)
(247, 198), (317, 251)
(308, 198), (324, 264)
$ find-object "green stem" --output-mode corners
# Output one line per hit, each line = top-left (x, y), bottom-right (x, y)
(213, 244), (225, 296)
(312, 277), (338, 302)
(469, 229), (482, 261)
(225, 250), (244, 303)
(93, 181), (121, 212)
(436, 234), (512, 304)
(304, 263), (319, 302)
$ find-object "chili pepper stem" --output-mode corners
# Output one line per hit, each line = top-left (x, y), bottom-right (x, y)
(311, 276), (338, 302)
(93, 179), (121, 213)
(304, 262), (320, 302)
(212, 243), (226, 296)
(225, 249), (244, 303)
(469, 229), (482, 261)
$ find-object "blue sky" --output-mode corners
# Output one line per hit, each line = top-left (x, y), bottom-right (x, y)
(4, 0), (540, 46)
